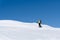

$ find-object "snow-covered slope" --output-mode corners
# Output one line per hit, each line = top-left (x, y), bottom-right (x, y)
(0, 20), (60, 40)
(0, 20), (54, 30)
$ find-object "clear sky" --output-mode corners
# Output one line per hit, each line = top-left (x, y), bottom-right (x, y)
(0, 0), (60, 28)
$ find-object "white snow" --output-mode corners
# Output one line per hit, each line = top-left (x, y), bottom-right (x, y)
(0, 20), (60, 40)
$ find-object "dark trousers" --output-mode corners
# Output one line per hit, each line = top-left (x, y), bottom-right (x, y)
(39, 23), (41, 27)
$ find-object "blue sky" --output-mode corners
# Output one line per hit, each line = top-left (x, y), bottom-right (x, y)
(0, 0), (60, 28)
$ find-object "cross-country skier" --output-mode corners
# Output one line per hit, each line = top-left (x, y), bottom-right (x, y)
(38, 19), (42, 28)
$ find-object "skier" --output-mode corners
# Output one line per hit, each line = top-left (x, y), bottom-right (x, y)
(38, 19), (42, 28)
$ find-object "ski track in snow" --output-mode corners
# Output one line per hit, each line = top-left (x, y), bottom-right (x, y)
(0, 20), (60, 40)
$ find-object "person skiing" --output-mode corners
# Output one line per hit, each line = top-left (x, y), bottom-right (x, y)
(37, 19), (42, 28)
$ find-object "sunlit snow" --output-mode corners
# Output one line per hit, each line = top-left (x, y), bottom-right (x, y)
(0, 20), (60, 40)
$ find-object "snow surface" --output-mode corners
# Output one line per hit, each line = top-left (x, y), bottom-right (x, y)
(0, 20), (60, 40)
